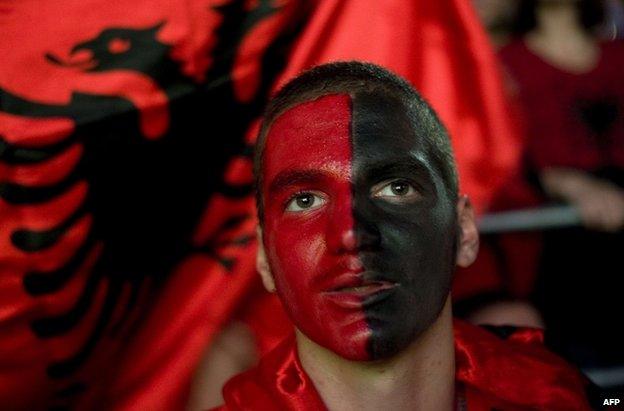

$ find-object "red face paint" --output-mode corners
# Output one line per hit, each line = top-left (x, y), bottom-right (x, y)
(261, 94), (370, 360)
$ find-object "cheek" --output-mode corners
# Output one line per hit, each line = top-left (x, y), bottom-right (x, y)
(265, 216), (326, 292)
(406, 222), (456, 294)
(401, 208), (455, 247)
(380, 212), (456, 284)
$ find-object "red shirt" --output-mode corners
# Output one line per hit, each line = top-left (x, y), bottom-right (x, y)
(215, 320), (592, 411)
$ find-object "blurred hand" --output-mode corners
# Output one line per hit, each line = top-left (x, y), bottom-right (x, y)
(540, 168), (624, 232)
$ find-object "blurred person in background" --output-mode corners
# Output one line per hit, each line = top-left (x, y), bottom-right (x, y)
(498, 0), (624, 389)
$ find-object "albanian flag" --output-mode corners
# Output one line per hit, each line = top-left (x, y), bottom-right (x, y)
(0, 0), (519, 410)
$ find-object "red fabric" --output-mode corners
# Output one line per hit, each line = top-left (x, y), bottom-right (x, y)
(499, 39), (624, 171)
(0, 0), (519, 409)
(216, 320), (591, 411)
(454, 321), (591, 410)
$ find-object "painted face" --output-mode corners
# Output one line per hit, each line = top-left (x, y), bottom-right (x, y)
(261, 92), (457, 361)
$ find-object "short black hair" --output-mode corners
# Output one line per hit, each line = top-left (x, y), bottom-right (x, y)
(254, 61), (458, 222)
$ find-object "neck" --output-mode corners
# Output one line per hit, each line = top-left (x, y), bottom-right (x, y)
(534, 2), (586, 39)
(296, 298), (455, 411)
(526, 2), (599, 73)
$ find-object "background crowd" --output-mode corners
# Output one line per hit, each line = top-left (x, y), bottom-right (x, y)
(471, 0), (624, 394)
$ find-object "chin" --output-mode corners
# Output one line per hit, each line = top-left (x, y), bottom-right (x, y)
(365, 314), (424, 361)
(309, 321), (372, 361)
(367, 331), (417, 360)
(333, 347), (372, 362)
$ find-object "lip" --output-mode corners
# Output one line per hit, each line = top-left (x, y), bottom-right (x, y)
(323, 278), (398, 309)
(320, 271), (364, 292)
(330, 281), (397, 295)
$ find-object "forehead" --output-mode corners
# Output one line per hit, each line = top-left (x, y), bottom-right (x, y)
(350, 91), (424, 163)
(263, 94), (352, 181)
(262, 92), (428, 176)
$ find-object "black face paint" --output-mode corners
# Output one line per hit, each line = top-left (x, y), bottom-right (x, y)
(351, 90), (457, 360)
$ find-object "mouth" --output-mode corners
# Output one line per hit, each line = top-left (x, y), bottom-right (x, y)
(323, 274), (399, 309)
(331, 281), (397, 296)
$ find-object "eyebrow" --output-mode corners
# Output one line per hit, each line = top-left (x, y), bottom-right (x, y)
(362, 156), (436, 183)
(268, 170), (328, 194)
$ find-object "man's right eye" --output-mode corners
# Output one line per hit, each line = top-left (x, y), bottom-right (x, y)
(285, 193), (326, 212)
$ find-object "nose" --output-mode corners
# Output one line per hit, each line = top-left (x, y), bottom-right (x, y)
(328, 199), (381, 254)
(339, 229), (357, 252)
(354, 218), (381, 251)
(327, 194), (356, 253)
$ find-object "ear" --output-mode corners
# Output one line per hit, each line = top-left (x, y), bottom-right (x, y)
(256, 227), (276, 293)
(456, 195), (479, 267)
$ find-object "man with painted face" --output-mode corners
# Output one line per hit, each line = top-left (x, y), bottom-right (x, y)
(214, 62), (594, 410)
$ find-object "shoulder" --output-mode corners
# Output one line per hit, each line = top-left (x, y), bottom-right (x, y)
(215, 368), (272, 411)
(600, 39), (624, 66)
(454, 319), (594, 410)
(499, 38), (528, 57)
(498, 38), (533, 67)
(216, 334), (326, 411)
(601, 38), (624, 53)
(216, 338), (288, 411)
(497, 39), (545, 92)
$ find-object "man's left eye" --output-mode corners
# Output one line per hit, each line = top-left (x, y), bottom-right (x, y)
(371, 179), (419, 202)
